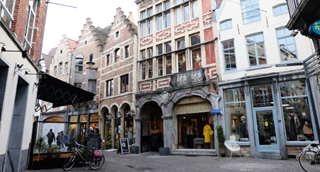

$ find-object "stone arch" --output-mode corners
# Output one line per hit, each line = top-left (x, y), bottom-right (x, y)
(110, 103), (119, 119)
(99, 105), (110, 117)
(119, 101), (131, 118)
(44, 116), (65, 122)
(136, 96), (162, 119)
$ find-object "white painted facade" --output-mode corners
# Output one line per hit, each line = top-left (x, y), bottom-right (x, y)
(215, 0), (314, 82)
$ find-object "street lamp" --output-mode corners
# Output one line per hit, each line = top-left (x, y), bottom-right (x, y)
(86, 53), (95, 68)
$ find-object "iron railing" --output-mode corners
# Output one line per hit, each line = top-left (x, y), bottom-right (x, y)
(287, 0), (303, 17)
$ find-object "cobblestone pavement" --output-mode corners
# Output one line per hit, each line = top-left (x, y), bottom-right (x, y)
(28, 151), (310, 172)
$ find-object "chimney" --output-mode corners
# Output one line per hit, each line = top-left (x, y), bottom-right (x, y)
(128, 11), (134, 23)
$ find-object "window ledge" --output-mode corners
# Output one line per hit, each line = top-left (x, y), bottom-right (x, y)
(246, 64), (272, 71)
(285, 141), (318, 146)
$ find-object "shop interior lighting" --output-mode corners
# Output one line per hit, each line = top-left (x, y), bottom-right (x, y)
(285, 107), (294, 109)
(282, 104), (290, 107)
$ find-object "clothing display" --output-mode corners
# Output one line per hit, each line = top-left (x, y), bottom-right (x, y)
(231, 116), (240, 131)
(203, 124), (213, 143)
(240, 116), (247, 138)
(288, 114), (300, 140)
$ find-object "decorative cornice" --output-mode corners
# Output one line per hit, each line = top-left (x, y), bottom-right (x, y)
(175, 20), (199, 33)
(140, 36), (153, 46)
(156, 30), (170, 40)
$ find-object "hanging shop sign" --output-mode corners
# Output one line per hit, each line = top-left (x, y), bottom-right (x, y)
(308, 20), (320, 38)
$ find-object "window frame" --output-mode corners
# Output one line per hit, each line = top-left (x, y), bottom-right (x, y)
(142, 22), (147, 36)
(157, 44), (163, 55)
(246, 33), (267, 67)
(125, 46), (129, 58)
(141, 10), (146, 19)
(116, 31), (120, 38)
(220, 19), (233, 31)
(23, 0), (38, 52)
(148, 19), (153, 34)
(141, 50), (146, 60)
(120, 74), (129, 93)
(273, 4), (289, 17)
(157, 4), (162, 13)
(175, 7), (182, 25)
(148, 8), (153, 17)
(183, 4), (190, 22)
(241, 0), (261, 25)
(106, 79), (114, 96)
(54, 66), (57, 76)
(106, 54), (110, 66)
(147, 48), (153, 58)
(157, 15), (163, 31)
(165, 42), (172, 53)
(222, 40), (237, 71)
(276, 27), (298, 62)
(65, 62), (68, 74)
(114, 48), (120, 63)
(58, 62), (63, 75)
(190, 33), (201, 46)
(176, 38), (185, 50)
(192, 0), (198, 18)
(165, 12), (171, 28)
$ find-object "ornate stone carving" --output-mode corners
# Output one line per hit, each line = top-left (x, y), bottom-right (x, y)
(140, 36), (153, 46)
(175, 21), (199, 34)
(159, 91), (170, 105)
(156, 30), (170, 40)
(170, 68), (206, 87)
(203, 15), (211, 24)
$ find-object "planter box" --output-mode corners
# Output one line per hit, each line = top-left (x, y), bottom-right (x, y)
(33, 161), (45, 170)
(159, 147), (170, 156)
(130, 146), (139, 154)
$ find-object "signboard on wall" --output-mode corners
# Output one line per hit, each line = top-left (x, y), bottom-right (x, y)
(309, 20), (320, 38)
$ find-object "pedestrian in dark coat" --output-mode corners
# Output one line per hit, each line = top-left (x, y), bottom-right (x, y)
(46, 129), (55, 147)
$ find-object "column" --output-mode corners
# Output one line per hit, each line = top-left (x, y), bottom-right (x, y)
(244, 81), (256, 157)
(135, 119), (141, 153)
(162, 116), (173, 148)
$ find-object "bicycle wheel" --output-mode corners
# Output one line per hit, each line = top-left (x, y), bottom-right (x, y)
(299, 151), (320, 172)
(88, 154), (105, 170)
(63, 153), (77, 171)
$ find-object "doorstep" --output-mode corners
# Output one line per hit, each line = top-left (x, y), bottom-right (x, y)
(171, 149), (216, 156)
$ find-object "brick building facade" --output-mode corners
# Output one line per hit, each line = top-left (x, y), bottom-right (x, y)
(0, 0), (47, 171)
(134, 0), (221, 155)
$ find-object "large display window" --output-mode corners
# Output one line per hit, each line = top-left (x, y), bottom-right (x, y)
(280, 80), (315, 142)
(224, 88), (249, 142)
(90, 113), (99, 130)
(177, 113), (214, 149)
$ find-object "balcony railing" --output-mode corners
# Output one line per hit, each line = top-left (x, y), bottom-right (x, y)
(169, 68), (207, 88)
(287, 0), (303, 17)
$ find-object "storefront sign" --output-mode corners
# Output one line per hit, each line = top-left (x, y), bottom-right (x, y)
(210, 109), (221, 114)
(117, 138), (130, 154)
(308, 20), (320, 38)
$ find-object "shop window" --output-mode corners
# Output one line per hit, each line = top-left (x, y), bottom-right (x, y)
(279, 80), (314, 142)
(166, 56), (172, 75)
(157, 44), (163, 55)
(148, 8), (153, 16)
(273, 4), (288, 16)
(148, 19), (153, 34)
(158, 57), (163, 76)
(224, 88), (249, 142)
(165, 42), (172, 53)
(90, 114), (99, 129)
(246, 33), (266, 67)
(220, 19), (232, 31)
(192, 1), (198, 18)
(65, 62), (68, 74)
(106, 79), (113, 96)
(125, 46), (129, 58)
(142, 22), (146, 36)
(177, 38), (185, 50)
(165, 12), (171, 28)
(69, 116), (77, 122)
(141, 11), (146, 19)
(115, 48), (120, 63)
(148, 60), (153, 78)
(190, 33), (200, 46)
(80, 115), (88, 122)
(121, 74), (129, 93)
(251, 84), (273, 107)
(192, 48), (201, 69)
(157, 15), (163, 31)
(178, 53), (186, 72)
(165, 1), (170, 10)
(54, 66), (57, 76)
(141, 50), (146, 60)
(276, 27), (297, 61)
(106, 54), (110, 66)
(157, 4), (162, 13)
(175, 8), (181, 24)
(58, 62), (63, 75)
(141, 62), (146, 80)
(222, 40), (236, 71)
(183, 5), (189, 21)
(241, 0), (261, 24)
(148, 48), (153, 58)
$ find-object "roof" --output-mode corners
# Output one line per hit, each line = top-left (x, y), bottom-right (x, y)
(48, 47), (57, 56)
(67, 38), (77, 52)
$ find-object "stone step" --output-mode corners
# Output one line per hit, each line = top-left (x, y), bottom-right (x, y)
(171, 149), (217, 156)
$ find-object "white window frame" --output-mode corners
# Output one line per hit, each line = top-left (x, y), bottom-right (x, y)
(23, 0), (38, 52)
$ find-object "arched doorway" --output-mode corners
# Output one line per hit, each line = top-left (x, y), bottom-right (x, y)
(114, 107), (121, 148)
(101, 107), (112, 149)
(140, 101), (163, 152)
(122, 104), (133, 145)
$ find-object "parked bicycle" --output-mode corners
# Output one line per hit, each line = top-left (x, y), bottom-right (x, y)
(63, 141), (105, 171)
(299, 142), (320, 172)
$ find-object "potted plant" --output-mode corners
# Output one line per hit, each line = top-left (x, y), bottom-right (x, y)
(216, 125), (226, 157)
(33, 136), (46, 169)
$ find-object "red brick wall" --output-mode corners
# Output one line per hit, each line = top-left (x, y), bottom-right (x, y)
(206, 42), (215, 64)
(202, 0), (211, 14)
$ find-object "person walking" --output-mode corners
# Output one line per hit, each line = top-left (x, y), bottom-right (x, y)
(46, 129), (55, 147)
(94, 128), (101, 138)
(87, 127), (95, 137)
(56, 133), (61, 148)
(65, 132), (70, 151)
(60, 131), (65, 148)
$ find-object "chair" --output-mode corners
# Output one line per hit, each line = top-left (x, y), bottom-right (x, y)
(224, 141), (242, 159)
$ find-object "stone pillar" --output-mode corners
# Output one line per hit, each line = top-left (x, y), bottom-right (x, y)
(213, 113), (220, 156)
(111, 118), (115, 148)
(244, 82), (256, 157)
(135, 118), (141, 153)
(272, 78), (288, 159)
(162, 116), (173, 148)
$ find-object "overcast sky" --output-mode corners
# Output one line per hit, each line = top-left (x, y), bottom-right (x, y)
(42, 0), (138, 54)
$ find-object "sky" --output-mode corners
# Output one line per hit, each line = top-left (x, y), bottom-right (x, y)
(42, 0), (138, 54)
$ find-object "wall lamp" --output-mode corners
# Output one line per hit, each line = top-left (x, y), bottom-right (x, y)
(1, 42), (28, 58)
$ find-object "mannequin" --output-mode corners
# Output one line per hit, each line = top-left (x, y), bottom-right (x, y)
(288, 113), (300, 140)
(232, 116), (239, 132)
(301, 112), (313, 136)
(186, 124), (194, 148)
(203, 124), (213, 149)
(240, 116), (246, 138)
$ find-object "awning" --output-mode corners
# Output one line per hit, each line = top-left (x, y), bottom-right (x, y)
(37, 72), (95, 108)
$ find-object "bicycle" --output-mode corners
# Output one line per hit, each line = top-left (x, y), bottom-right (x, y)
(63, 141), (105, 171)
(299, 142), (320, 172)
